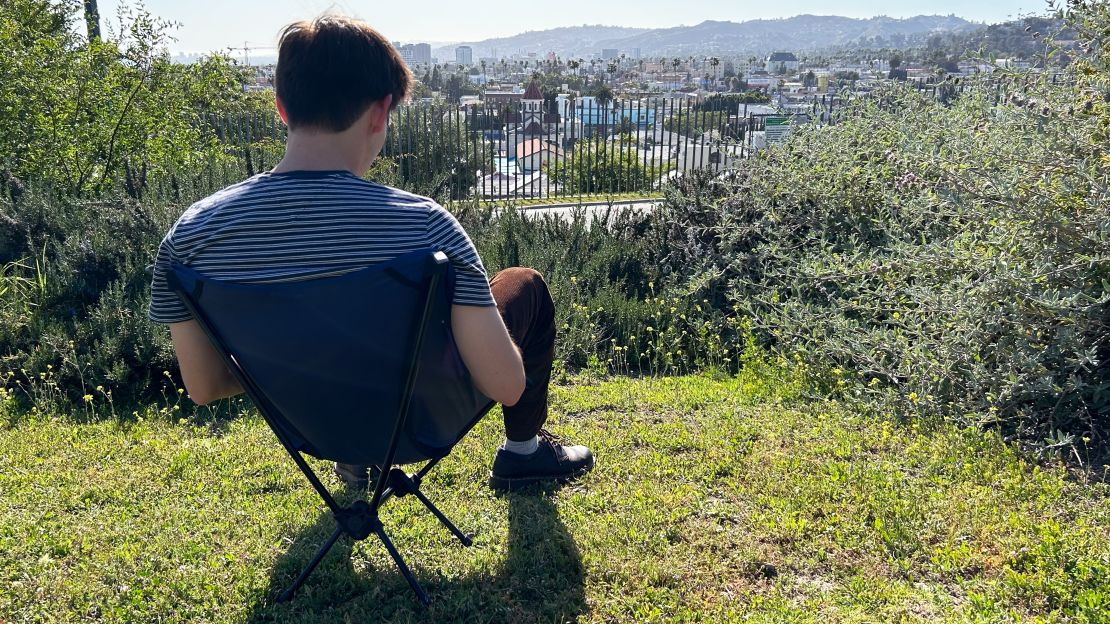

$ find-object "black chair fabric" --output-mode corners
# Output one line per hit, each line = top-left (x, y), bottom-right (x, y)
(165, 249), (494, 604)
(167, 249), (490, 465)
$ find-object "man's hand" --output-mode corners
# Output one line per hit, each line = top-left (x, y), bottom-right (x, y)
(450, 304), (525, 406)
(169, 320), (243, 405)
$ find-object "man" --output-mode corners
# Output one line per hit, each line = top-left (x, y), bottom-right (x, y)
(148, 15), (593, 492)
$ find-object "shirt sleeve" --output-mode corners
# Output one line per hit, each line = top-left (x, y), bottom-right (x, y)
(425, 203), (496, 306)
(148, 232), (193, 324)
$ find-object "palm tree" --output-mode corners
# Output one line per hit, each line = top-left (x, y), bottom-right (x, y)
(595, 84), (613, 109)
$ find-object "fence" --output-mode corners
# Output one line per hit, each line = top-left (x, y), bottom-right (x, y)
(179, 96), (846, 205)
(145, 77), (1023, 205)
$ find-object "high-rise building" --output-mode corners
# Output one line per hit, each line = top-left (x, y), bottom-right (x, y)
(396, 44), (415, 65)
(413, 43), (432, 65)
(456, 45), (473, 66)
(602, 48), (619, 60)
(631, 48), (641, 60)
(395, 42), (432, 66)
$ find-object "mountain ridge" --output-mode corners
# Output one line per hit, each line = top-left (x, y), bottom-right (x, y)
(433, 14), (980, 60)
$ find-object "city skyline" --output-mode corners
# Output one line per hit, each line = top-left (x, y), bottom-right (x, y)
(93, 0), (1039, 54)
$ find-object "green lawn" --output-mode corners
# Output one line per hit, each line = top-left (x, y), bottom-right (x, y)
(1, 371), (1108, 623)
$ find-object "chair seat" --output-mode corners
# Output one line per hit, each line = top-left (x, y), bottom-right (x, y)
(166, 249), (495, 605)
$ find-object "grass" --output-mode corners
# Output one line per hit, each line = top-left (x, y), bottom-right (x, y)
(1, 369), (1108, 623)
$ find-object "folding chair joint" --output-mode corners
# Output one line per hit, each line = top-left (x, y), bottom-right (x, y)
(384, 467), (422, 498)
(334, 500), (379, 541)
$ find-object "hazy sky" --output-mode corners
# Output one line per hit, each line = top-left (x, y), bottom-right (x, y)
(95, 0), (1040, 53)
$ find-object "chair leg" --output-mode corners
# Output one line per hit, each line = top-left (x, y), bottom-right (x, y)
(276, 525), (344, 603)
(374, 524), (430, 606)
(409, 487), (473, 547)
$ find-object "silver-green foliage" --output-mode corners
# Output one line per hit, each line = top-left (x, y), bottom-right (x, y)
(661, 67), (1109, 451)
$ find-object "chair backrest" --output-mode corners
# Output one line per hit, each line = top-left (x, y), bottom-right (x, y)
(166, 249), (491, 466)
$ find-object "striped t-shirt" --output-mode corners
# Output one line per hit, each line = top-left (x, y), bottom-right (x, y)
(148, 170), (495, 325)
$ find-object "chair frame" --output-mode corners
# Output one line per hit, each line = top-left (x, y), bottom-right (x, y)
(168, 252), (493, 605)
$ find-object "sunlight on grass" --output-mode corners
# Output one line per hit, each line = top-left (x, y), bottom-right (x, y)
(1, 373), (1108, 623)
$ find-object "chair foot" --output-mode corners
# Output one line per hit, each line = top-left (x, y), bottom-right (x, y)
(275, 589), (295, 603)
(275, 524), (344, 603)
(375, 524), (431, 606)
(409, 486), (473, 547)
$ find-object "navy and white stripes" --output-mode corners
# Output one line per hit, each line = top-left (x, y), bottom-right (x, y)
(149, 170), (494, 325)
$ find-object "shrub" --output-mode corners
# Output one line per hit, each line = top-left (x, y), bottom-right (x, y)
(654, 73), (1109, 456)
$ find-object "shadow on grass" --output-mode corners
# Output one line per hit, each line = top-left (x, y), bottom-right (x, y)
(246, 486), (586, 624)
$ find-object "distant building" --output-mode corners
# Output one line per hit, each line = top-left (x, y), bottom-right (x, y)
(456, 46), (473, 66)
(484, 90), (525, 107)
(631, 47), (641, 60)
(396, 42), (432, 66)
(504, 80), (559, 136)
(516, 138), (562, 174)
(996, 58), (1033, 70)
(413, 43), (431, 65)
(572, 96), (656, 129)
(602, 48), (619, 60)
(767, 52), (800, 74)
(746, 70), (778, 91)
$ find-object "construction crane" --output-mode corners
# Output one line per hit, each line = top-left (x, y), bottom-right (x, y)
(239, 41), (278, 66)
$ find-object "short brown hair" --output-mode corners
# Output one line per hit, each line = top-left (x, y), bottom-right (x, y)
(275, 15), (411, 132)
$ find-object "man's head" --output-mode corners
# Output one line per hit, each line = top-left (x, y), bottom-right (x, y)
(275, 15), (411, 133)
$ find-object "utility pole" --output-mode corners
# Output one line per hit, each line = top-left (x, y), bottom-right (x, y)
(83, 0), (101, 42)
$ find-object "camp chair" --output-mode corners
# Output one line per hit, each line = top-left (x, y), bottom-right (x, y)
(166, 249), (494, 605)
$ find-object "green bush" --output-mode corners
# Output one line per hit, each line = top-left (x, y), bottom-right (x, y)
(0, 188), (180, 410)
(459, 203), (747, 375)
(653, 72), (1109, 455)
(0, 0), (269, 199)
(0, 186), (746, 412)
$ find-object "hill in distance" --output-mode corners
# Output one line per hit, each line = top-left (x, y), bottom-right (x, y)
(434, 15), (979, 59)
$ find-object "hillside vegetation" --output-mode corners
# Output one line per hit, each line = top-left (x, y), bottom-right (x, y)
(0, 1), (1108, 468)
(2, 374), (1108, 623)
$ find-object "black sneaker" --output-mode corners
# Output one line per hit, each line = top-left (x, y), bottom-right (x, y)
(489, 430), (594, 492)
(334, 463), (374, 489)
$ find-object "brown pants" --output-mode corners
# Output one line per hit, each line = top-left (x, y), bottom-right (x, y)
(489, 267), (555, 442)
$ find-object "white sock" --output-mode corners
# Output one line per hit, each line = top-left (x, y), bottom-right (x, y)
(503, 435), (539, 455)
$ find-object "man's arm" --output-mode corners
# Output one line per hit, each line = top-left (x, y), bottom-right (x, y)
(450, 304), (525, 406)
(169, 306), (524, 408)
(169, 320), (243, 405)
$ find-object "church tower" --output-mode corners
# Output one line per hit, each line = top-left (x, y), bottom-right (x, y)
(521, 80), (544, 134)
